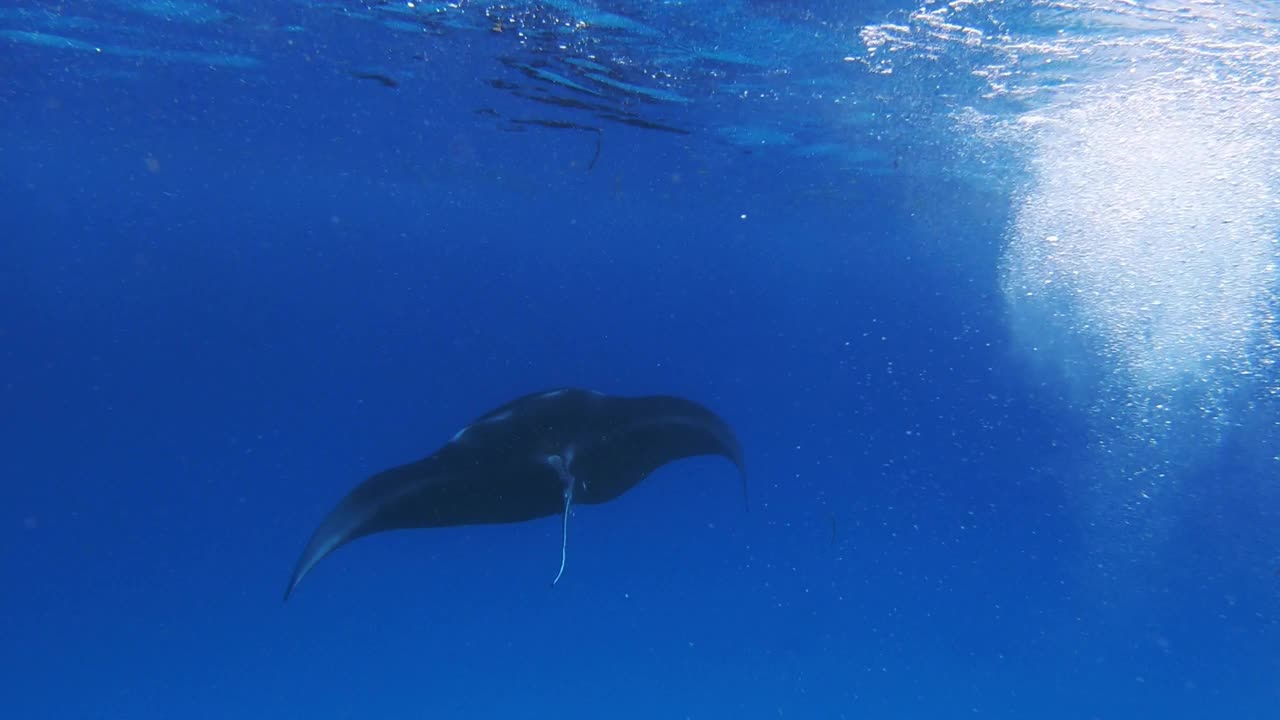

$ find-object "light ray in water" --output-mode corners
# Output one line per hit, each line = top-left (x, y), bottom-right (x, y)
(860, 0), (1280, 559)
(997, 31), (1280, 563)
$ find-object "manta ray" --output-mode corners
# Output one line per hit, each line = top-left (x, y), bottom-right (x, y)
(284, 388), (746, 600)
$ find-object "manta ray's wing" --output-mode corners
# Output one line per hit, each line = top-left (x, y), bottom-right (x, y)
(283, 450), (560, 601)
(574, 394), (747, 506)
(283, 457), (451, 601)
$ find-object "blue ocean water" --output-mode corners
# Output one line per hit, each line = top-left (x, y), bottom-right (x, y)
(3, 1), (1279, 718)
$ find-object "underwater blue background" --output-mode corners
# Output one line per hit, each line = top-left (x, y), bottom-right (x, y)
(3, 1), (1278, 718)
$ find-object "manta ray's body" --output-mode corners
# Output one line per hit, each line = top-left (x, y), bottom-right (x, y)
(284, 387), (745, 599)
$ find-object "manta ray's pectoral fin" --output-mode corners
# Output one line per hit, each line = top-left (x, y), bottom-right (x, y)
(546, 451), (576, 588)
